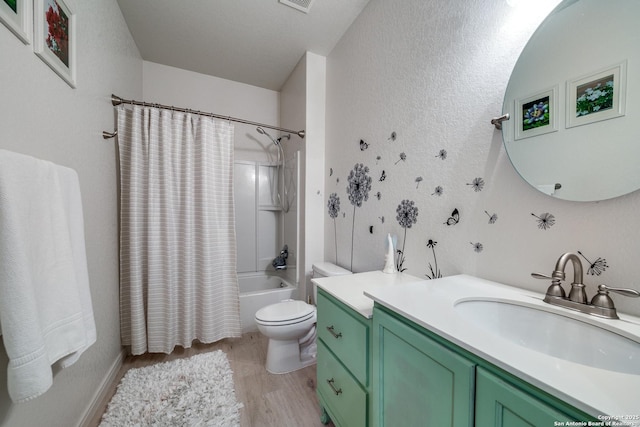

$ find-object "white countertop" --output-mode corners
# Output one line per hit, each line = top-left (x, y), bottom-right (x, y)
(311, 270), (424, 318)
(364, 274), (640, 422)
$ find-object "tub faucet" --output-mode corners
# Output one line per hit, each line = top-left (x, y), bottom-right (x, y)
(532, 252), (640, 319)
(271, 245), (288, 270)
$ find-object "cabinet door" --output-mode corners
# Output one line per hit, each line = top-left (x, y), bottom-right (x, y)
(475, 367), (570, 426)
(372, 308), (475, 427)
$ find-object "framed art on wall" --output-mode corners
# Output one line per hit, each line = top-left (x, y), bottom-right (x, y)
(34, 0), (76, 88)
(514, 85), (559, 141)
(0, 0), (31, 44)
(566, 61), (626, 128)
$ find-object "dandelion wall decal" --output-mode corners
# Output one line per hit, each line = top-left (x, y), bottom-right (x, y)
(432, 186), (443, 196)
(347, 164), (372, 207)
(396, 199), (418, 229)
(336, 177), (340, 184)
(485, 211), (498, 224)
(379, 170), (387, 181)
(329, 168), (333, 176)
(415, 177), (423, 188)
(578, 250), (609, 276)
(395, 199), (418, 272)
(467, 177), (485, 192)
(531, 212), (556, 230)
(425, 239), (442, 280)
(435, 149), (447, 160)
(375, 191), (382, 200)
(369, 226), (374, 234)
(346, 163), (373, 270)
(327, 193), (340, 218)
(327, 193), (341, 264)
(388, 131), (397, 141)
(379, 216), (385, 223)
(470, 242), (484, 253)
(395, 152), (407, 165)
(359, 139), (369, 151)
(376, 155), (382, 164)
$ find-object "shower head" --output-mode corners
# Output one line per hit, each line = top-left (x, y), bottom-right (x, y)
(256, 127), (281, 145)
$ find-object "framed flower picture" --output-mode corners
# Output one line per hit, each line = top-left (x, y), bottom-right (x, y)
(566, 61), (627, 128)
(0, 0), (31, 44)
(34, 0), (76, 88)
(514, 85), (559, 141)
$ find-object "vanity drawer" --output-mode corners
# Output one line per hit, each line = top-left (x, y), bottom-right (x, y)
(317, 340), (367, 427)
(317, 290), (369, 384)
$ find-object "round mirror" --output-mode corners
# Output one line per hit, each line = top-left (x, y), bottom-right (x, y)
(502, 0), (640, 201)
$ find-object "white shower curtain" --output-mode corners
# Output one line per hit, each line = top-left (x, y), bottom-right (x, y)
(117, 106), (241, 355)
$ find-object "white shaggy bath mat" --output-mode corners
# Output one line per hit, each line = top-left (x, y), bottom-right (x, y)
(100, 350), (243, 426)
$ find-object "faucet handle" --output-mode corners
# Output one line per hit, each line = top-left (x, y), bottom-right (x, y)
(591, 284), (640, 309)
(531, 272), (566, 298)
(599, 284), (640, 298)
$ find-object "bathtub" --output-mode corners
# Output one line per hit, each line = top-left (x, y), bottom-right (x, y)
(238, 273), (298, 333)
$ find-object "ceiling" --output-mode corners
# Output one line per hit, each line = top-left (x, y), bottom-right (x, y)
(116, 0), (371, 91)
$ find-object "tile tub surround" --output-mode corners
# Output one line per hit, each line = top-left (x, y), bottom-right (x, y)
(364, 274), (640, 420)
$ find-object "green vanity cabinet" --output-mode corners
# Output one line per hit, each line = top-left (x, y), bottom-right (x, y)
(475, 367), (570, 426)
(316, 289), (371, 427)
(372, 306), (475, 427)
(371, 304), (596, 427)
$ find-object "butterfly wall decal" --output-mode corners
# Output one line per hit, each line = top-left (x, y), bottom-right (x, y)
(444, 208), (460, 226)
(360, 139), (369, 151)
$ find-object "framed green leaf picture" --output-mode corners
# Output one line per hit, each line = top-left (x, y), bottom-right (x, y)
(0, 0), (32, 44)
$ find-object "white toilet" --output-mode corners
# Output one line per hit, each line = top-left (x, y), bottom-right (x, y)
(255, 262), (352, 374)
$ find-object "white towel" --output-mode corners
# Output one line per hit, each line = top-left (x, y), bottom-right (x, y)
(0, 150), (96, 403)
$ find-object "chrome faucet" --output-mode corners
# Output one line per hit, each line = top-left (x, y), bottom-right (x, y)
(271, 245), (289, 270)
(532, 252), (640, 319)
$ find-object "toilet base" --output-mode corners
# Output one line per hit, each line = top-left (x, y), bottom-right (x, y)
(265, 338), (317, 374)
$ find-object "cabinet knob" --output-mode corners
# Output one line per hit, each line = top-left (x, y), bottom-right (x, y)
(326, 378), (342, 395)
(326, 325), (342, 339)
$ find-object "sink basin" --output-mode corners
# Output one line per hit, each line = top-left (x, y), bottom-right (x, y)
(454, 299), (640, 375)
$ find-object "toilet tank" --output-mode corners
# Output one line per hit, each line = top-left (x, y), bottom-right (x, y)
(312, 262), (352, 304)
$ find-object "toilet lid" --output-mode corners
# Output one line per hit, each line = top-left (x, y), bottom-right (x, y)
(312, 262), (352, 277)
(255, 300), (315, 323)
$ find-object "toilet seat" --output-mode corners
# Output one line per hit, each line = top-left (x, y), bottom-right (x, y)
(255, 300), (316, 326)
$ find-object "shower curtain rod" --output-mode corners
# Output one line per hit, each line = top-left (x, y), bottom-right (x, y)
(102, 94), (306, 139)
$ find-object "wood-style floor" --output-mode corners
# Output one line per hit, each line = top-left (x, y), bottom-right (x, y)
(88, 332), (334, 427)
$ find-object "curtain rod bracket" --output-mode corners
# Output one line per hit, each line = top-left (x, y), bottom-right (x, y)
(111, 94), (123, 106)
(103, 130), (117, 139)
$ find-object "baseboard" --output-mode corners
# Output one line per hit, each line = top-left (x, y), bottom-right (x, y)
(77, 348), (126, 427)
